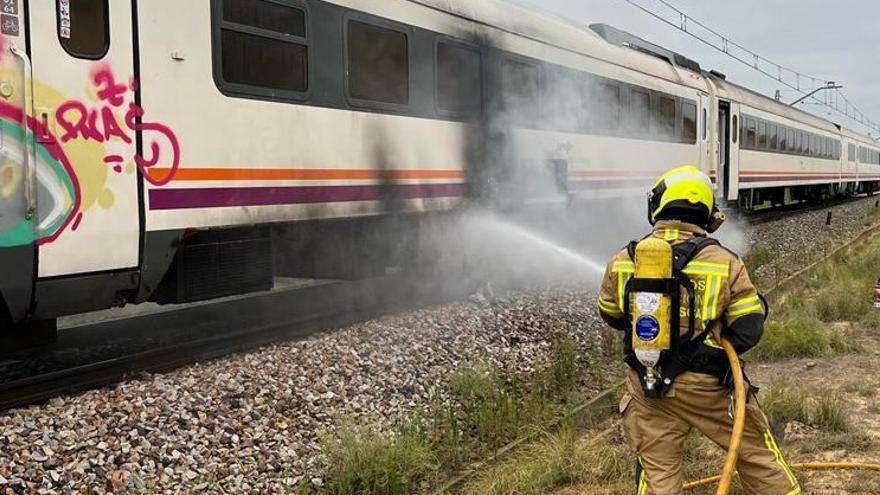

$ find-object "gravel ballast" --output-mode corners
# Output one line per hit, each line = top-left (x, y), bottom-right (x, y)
(2, 195), (879, 494)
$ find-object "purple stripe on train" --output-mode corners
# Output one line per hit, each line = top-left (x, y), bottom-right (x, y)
(149, 183), (467, 210)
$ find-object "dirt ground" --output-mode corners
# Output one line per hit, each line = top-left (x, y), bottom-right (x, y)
(555, 322), (880, 495)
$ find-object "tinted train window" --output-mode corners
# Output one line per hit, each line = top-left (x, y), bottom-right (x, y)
(58, 0), (110, 59)
(656, 96), (676, 138)
(436, 41), (481, 116)
(732, 115), (738, 143)
(599, 83), (621, 131)
(218, 0), (308, 94)
(541, 69), (582, 132)
(682, 101), (697, 143)
(779, 126), (787, 151)
(745, 118), (756, 149)
(631, 90), (650, 135)
(787, 129), (795, 153)
(501, 59), (539, 123)
(849, 144), (855, 162)
(223, 0), (305, 35)
(769, 124), (778, 150)
(348, 20), (409, 105)
(702, 108), (708, 141)
(757, 121), (767, 149)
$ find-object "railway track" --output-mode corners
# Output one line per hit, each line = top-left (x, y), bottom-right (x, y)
(741, 194), (879, 225)
(2, 195), (876, 413)
(0, 274), (469, 411)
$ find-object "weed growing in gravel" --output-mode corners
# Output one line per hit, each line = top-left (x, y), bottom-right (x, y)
(308, 333), (588, 494)
(312, 420), (436, 495)
(448, 364), (519, 449)
(745, 242), (777, 271)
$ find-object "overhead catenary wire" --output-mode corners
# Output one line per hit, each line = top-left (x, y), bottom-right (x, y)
(619, 0), (880, 135)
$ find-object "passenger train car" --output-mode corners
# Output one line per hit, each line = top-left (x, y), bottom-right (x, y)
(0, 0), (878, 331)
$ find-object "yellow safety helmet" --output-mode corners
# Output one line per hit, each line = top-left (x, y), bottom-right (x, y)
(647, 165), (725, 233)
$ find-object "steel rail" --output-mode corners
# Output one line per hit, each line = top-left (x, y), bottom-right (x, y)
(0, 274), (468, 411)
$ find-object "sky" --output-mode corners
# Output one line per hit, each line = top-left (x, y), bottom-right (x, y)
(517, 0), (880, 137)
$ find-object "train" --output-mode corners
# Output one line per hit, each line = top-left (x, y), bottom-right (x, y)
(0, 0), (878, 334)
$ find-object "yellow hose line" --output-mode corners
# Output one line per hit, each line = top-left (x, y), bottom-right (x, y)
(716, 338), (746, 495)
(684, 462), (880, 490)
(684, 338), (880, 492)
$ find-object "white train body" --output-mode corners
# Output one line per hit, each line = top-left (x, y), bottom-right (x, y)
(0, 0), (877, 326)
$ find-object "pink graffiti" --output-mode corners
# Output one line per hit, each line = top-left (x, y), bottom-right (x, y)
(56, 66), (180, 186)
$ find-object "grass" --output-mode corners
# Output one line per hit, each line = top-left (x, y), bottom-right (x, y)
(761, 378), (811, 427)
(303, 333), (588, 495)
(748, 314), (855, 361)
(745, 242), (777, 271)
(302, 420), (436, 495)
(464, 426), (631, 495)
(748, 234), (880, 361)
(761, 378), (850, 433)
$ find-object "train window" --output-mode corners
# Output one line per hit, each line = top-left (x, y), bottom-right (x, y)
(849, 144), (856, 162)
(682, 101), (697, 143)
(787, 128), (795, 153)
(779, 126), (787, 151)
(540, 69), (582, 132)
(631, 90), (651, 135)
(501, 59), (539, 123)
(217, 0), (309, 95)
(812, 135), (819, 157)
(757, 121), (767, 149)
(702, 107), (708, 141)
(348, 20), (410, 105)
(436, 41), (482, 117)
(769, 124), (778, 150)
(656, 96), (676, 139)
(222, 0), (305, 36)
(732, 115), (738, 143)
(745, 118), (756, 149)
(58, 0), (110, 59)
(598, 83), (621, 132)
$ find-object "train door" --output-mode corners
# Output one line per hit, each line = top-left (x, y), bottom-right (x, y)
(716, 101), (730, 202)
(27, 1), (140, 278)
(725, 102), (741, 203)
(699, 94), (709, 170)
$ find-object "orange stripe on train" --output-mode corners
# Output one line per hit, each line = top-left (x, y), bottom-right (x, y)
(145, 167), (466, 182)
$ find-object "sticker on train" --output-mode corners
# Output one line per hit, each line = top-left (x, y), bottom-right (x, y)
(0, 13), (17, 36)
(58, 0), (70, 38)
(1, 0), (17, 15)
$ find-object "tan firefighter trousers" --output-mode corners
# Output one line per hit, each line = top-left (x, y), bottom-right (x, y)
(620, 370), (801, 495)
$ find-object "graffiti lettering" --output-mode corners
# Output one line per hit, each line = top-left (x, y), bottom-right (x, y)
(54, 66), (180, 186)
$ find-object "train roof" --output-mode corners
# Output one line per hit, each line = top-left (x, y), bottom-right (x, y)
(412, 0), (876, 144)
(710, 75), (840, 131)
(410, 0), (709, 92)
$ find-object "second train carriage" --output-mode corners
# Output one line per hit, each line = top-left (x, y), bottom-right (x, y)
(0, 0), (877, 330)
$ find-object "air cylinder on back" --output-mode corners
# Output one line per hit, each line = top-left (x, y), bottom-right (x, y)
(631, 237), (674, 392)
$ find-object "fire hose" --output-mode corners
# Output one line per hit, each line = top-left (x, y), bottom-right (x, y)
(685, 338), (880, 494)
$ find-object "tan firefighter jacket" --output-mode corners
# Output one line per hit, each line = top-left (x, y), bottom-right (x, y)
(597, 220), (765, 375)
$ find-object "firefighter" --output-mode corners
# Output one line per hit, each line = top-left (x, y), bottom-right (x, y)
(597, 166), (801, 495)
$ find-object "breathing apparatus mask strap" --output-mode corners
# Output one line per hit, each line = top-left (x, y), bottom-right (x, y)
(707, 205), (726, 233)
